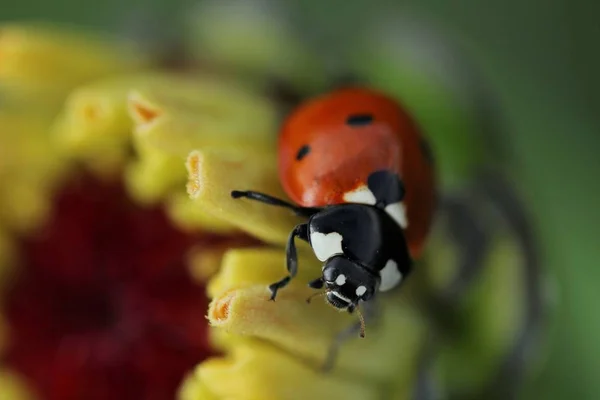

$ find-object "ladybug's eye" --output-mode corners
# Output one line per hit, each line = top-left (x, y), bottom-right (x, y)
(346, 113), (373, 126)
(296, 145), (311, 161)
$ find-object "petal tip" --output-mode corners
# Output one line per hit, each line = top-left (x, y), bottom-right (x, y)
(208, 290), (235, 325)
(186, 150), (203, 199)
(127, 90), (162, 129)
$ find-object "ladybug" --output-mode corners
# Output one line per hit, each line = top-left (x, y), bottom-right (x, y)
(231, 87), (436, 341)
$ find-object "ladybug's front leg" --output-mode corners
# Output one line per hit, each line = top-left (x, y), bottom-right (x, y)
(268, 223), (309, 301)
(230, 190), (320, 218)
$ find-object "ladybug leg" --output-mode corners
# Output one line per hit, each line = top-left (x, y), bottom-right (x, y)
(268, 223), (308, 301)
(321, 299), (379, 372)
(230, 190), (320, 218)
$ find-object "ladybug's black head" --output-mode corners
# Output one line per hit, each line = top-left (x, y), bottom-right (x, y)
(309, 255), (379, 310)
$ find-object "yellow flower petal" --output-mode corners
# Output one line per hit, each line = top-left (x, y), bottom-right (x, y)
(195, 341), (380, 400)
(118, 72), (275, 208)
(0, 112), (68, 233)
(166, 191), (238, 234)
(0, 23), (148, 97)
(178, 372), (219, 400)
(207, 247), (316, 298)
(0, 368), (38, 400)
(204, 246), (428, 392)
(51, 77), (139, 176)
(0, 176), (55, 234)
(127, 78), (277, 157)
(186, 149), (301, 245)
(208, 284), (426, 383)
(124, 148), (186, 205)
(186, 245), (237, 284)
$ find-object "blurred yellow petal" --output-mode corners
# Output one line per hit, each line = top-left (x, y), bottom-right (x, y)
(0, 176), (54, 234)
(187, 242), (250, 282)
(186, 149), (301, 245)
(187, 247), (228, 284)
(0, 112), (68, 233)
(0, 23), (148, 97)
(203, 245), (428, 395)
(195, 341), (380, 400)
(208, 284), (426, 383)
(0, 369), (38, 400)
(207, 247), (316, 298)
(124, 147), (186, 205)
(166, 191), (238, 234)
(178, 372), (219, 400)
(127, 78), (277, 157)
(52, 77), (138, 176)
(118, 72), (276, 206)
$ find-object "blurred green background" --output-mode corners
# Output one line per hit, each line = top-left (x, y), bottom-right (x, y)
(1, 0), (598, 398)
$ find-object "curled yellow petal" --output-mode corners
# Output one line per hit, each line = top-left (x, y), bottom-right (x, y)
(207, 247), (316, 298)
(51, 73), (210, 179)
(195, 341), (379, 400)
(124, 148), (186, 205)
(127, 78), (277, 157)
(166, 191), (238, 234)
(0, 23), (147, 96)
(208, 284), (426, 383)
(0, 174), (58, 234)
(115, 72), (276, 206)
(0, 369), (38, 400)
(178, 372), (219, 400)
(0, 111), (68, 234)
(186, 149), (301, 245)
(187, 248), (227, 284)
(51, 77), (139, 176)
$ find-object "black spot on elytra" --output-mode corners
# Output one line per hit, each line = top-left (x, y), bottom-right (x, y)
(346, 114), (373, 126)
(296, 145), (311, 161)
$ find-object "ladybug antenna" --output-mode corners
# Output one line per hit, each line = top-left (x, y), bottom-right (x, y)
(355, 306), (366, 338)
(306, 291), (327, 304)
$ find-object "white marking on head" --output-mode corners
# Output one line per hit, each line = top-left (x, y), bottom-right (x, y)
(378, 259), (403, 291)
(355, 285), (367, 296)
(335, 274), (347, 286)
(310, 232), (343, 262)
(385, 201), (408, 229)
(343, 185), (377, 205)
(331, 291), (352, 303)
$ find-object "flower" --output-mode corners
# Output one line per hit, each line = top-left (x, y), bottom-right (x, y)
(0, 23), (267, 400)
(0, 17), (545, 400)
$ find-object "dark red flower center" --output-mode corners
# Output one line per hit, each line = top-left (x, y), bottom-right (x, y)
(2, 172), (257, 400)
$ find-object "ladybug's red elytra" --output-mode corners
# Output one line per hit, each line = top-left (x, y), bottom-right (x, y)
(231, 86), (436, 369)
(277, 87), (436, 259)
